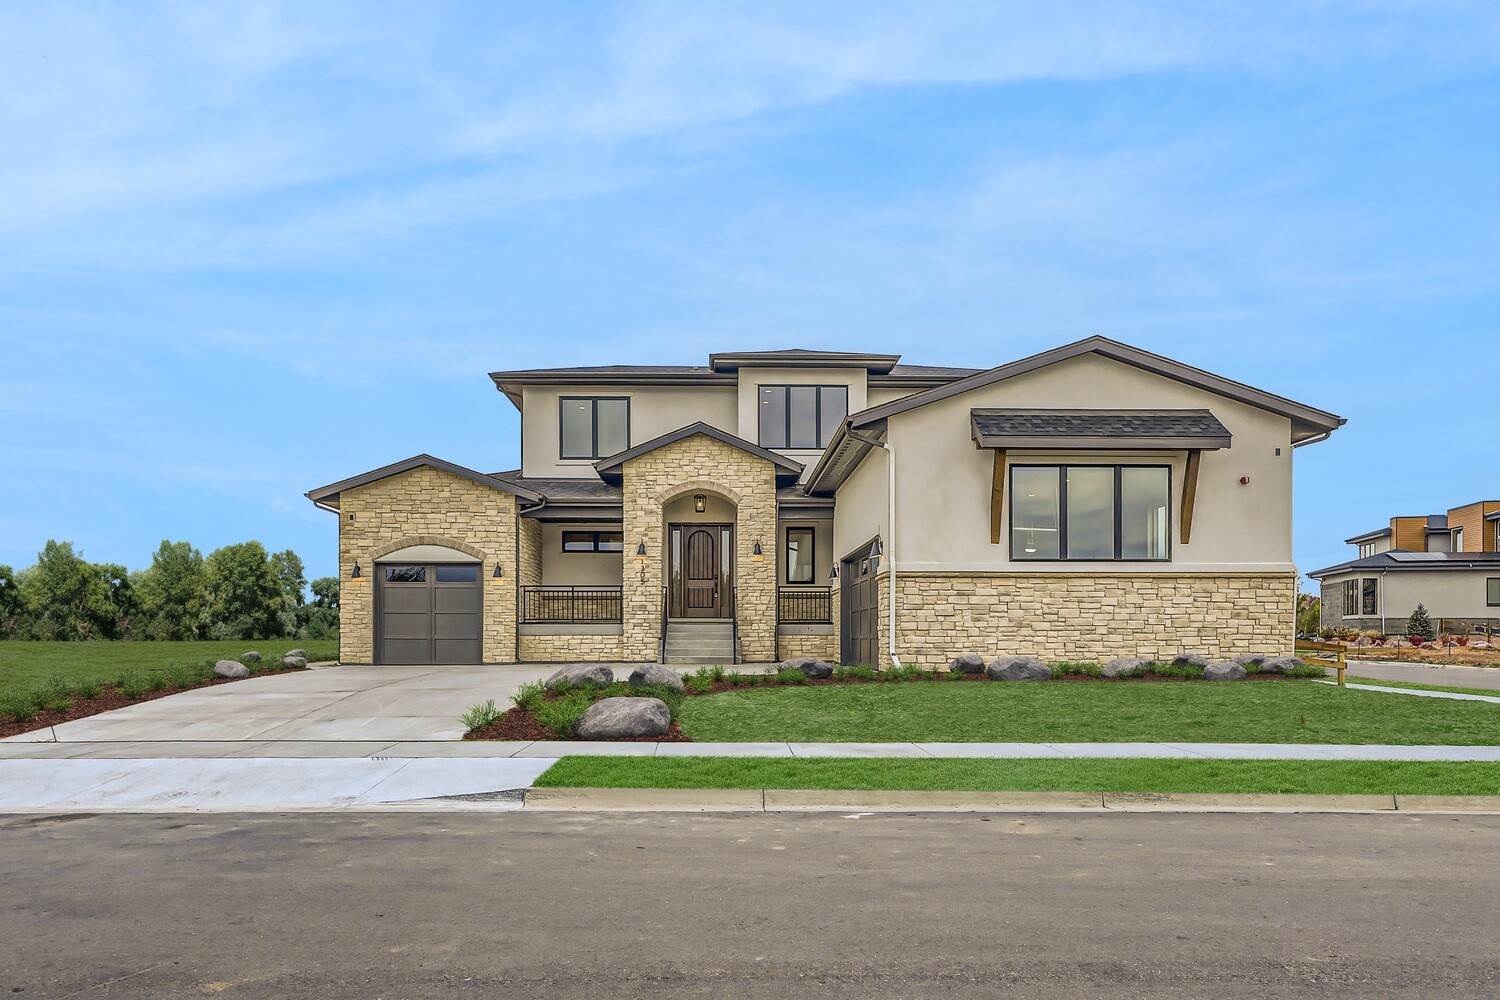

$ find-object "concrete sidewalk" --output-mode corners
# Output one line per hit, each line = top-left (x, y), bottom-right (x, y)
(1342, 658), (1500, 690)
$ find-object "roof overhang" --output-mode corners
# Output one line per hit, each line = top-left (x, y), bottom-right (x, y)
(708, 350), (901, 374)
(592, 421), (803, 486)
(1343, 528), (1393, 545)
(968, 408), (1232, 451)
(305, 455), (542, 512)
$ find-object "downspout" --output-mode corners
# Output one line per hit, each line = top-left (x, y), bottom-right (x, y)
(847, 429), (902, 668)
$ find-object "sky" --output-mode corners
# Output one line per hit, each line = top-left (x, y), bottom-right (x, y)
(1, 1), (1497, 587)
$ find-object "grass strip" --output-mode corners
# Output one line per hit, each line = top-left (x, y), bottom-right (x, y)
(534, 757), (1500, 796)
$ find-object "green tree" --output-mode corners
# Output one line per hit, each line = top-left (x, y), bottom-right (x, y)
(269, 549), (307, 635)
(1296, 595), (1321, 637)
(1406, 603), (1435, 641)
(298, 575), (341, 639)
(0, 564), (20, 637)
(17, 541), (118, 640)
(204, 541), (284, 640)
(309, 576), (339, 611)
(136, 540), (207, 640)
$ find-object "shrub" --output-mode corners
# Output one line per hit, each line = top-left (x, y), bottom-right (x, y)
(511, 681), (546, 712)
(1, 694), (36, 723)
(531, 690), (594, 737)
(115, 671), (152, 699)
(775, 666), (809, 685)
(834, 664), (879, 681)
(459, 700), (503, 732)
(70, 677), (103, 700)
(34, 677), (75, 713)
(725, 670), (753, 687)
(687, 674), (713, 695)
(1050, 662), (1101, 678)
(1407, 604), (1435, 641)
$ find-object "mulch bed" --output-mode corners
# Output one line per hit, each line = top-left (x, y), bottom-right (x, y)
(465, 709), (689, 742)
(0, 667), (305, 740)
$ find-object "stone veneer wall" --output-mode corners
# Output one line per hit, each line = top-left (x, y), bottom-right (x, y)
(777, 631), (840, 662)
(620, 434), (779, 662)
(518, 517), (543, 588)
(519, 633), (628, 662)
(337, 466), (519, 664)
(868, 571), (1296, 669)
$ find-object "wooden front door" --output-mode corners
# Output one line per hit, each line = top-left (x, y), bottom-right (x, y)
(669, 524), (731, 618)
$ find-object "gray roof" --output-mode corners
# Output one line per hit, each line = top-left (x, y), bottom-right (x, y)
(306, 455), (543, 510)
(490, 471), (621, 503)
(1308, 550), (1500, 578)
(707, 349), (901, 373)
(969, 408), (1232, 450)
(592, 422), (803, 485)
(1344, 527), (1393, 545)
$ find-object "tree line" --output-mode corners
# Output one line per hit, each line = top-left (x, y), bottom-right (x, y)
(0, 540), (339, 642)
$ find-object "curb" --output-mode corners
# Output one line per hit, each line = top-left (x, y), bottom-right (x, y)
(523, 788), (1500, 815)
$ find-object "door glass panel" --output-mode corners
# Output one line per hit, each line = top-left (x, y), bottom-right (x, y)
(759, 386), (787, 448)
(1066, 467), (1116, 560)
(788, 386), (819, 448)
(435, 565), (478, 583)
(1120, 467), (1170, 560)
(595, 398), (629, 457)
(1011, 467), (1060, 559)
(383, 566), (426, 583)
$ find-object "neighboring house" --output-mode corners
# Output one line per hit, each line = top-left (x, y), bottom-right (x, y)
(1309, 501), (1500, 635)
(307, 337), (1344, 667)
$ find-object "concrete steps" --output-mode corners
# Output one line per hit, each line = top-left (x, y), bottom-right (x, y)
(662, 622), (736, 665)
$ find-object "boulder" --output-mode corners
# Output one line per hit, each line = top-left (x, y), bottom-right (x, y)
(1258, 656), (1305, 675)
(281, 656), (308, 669)
(1232, 653), (1266, 668)
(1203, 661), (1247, 681)
(781, 657), (834, 680)
(628, 664), (685, 693)
(242, 651), (262, 663)
(573, 697), (671, 740)
(214, 659), (250, 679)
(986, 656), (1052, 681)
(284, 649), (308, 660)
(949, 653), (986, 675)
(1101, 658), (1147, 679)
(545, 664), (615, 690)
(1172, 652), (1209, 669)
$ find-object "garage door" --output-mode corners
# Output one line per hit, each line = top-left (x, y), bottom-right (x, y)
(376, 563), (482, 664)
(840, 547), (879, 667)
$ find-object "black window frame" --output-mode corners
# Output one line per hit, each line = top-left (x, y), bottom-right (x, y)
(785, 526), (816, 584)
(561, 530), (624, 554)
(1009, 464), (1173, 562)
(1488, 578), (1500, 608)
(1361, 577), (1378, 616)
(757, 384), (848, 450)
(559, 396), (631, 460)
(1342, 579), (1359, 617)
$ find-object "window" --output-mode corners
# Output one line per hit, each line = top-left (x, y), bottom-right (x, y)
(785, 527), (815, 584)
(1358, 542), (1374, 558)
(384, 566), (426, 583)
(758, 385), (848, 449)
(1010, 465), (1170, 561)
(1454, 528), (1464, 552)
(560, 397), (630, 460)
(562, 531), (624, 553)
(1362, 578), (1378, 616)
(1342, 580), (1359, 617)
(1488, 578), (1500, 607)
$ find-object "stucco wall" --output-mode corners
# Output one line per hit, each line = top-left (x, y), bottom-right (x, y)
(536, 522), (625, 586)
(337, 466), (519, 664)
(1319, 568), (1500, 629)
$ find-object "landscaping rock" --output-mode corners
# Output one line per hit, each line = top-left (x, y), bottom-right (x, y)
(545, 664), (615, 690)
(949, 653), (986, 675)
(214, 659), (250, 679)
(1172, 652), (1209, 669)
(1232, 653), (1266, 668)
(242, 651), (261, 663)
(629, 664), (685, 693)
(1203, 661), (1247, 681)
(986, 656), (1052, 681)
(281, 656), (308, 669)
(1101, 657), (1147, 679)
(1258, 656), (1305, 675)
(284, 649), (308, 660)
(781, 657), (834, 679)
(573, 697), (671, 740)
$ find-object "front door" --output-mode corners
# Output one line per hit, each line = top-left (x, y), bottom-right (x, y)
(669, 523), (731, 618)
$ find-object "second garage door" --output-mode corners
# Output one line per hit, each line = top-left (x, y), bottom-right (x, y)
(376, 563), (483, 664)
(840, 546), (880, 668)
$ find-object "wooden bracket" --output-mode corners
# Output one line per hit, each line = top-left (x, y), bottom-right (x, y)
(1180, 449), (1201, 545)
(990, 449), (1007, 545)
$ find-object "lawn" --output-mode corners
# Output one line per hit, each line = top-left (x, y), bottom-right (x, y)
(0, 640), (338, 695)
(674, 681), (1500, 745)
(535, 756), (1500, 796)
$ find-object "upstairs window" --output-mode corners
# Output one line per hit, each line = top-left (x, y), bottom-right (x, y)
(1010, 465), (1170, 561)
(560, 397), (630, 460)
(758, 385), (848, 449)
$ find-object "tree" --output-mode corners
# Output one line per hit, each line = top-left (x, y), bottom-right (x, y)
(1296, 595), (1321, 637)
(204, 542), (284, 640)
(269, 549), (307, 636)
(0, 564), (19, 637)
(299, 576), (341, 639)
(1406, 603), (1435, 641)
(136, 541), (207, 641)
(309, 576), (339, 611)
(17, 541), (120, 640)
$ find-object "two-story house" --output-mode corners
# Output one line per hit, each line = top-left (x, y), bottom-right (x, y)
(308, 337), (1344, 668)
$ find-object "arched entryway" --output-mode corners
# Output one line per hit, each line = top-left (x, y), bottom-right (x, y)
(662, 490), (736, 620)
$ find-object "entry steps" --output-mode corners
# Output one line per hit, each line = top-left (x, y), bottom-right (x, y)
(661, 621), (738, 665)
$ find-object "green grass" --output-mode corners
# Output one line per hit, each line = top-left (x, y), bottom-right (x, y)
(1346, 677), (1500, 698)
(675, 681), (1500, 745)
(534, 756), (1500, 796)
(0, 640), (338, 695)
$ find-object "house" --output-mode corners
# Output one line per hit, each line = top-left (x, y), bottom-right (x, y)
(1309, 500), (1500, 635)
(307, 337), (1344, 668)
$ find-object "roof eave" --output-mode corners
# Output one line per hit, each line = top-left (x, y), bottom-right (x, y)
(305, 454), (542, 510)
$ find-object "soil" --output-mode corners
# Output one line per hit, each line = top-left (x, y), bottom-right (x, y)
(0, 667), (305, 740)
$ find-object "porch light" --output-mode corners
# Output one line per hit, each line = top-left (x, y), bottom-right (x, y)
(636, 540), (648, 562)
(492, 563), (504, 579)
(752, 541), (764, 561)
(693, 493), (707, 513)
(871, 537), (883, 556)
(350, 562), (362, 579)
(829, 564), (839, 580)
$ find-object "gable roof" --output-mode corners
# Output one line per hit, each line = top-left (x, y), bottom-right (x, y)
(969, 408), (1232, 450)
(306, 455), (542, 511)
(849, 336), (1345, 444)
(592, 421), (803, 485)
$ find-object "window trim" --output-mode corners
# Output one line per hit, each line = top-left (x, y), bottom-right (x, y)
(1009, 463), (1173, 562)
(757, 384), (848, 450)
(561, 530), (625, 554)
(1342, 579), (1359, 618)
(1361, 577), (1378, 616)
(1487, 577), (1500, 608)
(559, 396), (631, 460)
(785, 526), (816, 584)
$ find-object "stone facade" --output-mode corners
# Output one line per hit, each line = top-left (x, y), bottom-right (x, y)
(337, 466), (520, 664)
(518, 517), (543, 588)
(776, 630), (839, 662)
(518, 632), (628, 662)
(620, 433), (780, 662)
(866, 571), (1296, 668)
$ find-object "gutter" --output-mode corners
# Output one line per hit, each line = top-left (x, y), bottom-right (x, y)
(846, 428), (902, 669)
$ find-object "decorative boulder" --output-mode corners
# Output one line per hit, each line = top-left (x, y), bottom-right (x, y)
(1203, 661), (1247, 681)
(1173, 652), (1209, 669)
(986, 656), (1052, 681)
(281, 656), (308, 669)
(214, 659), (250, 679)
(781, 657), (834, 679)
(284, 649), (308, 660)
(1101, 658), (1147, 679)
(1232, 653), (1266, 668)
(573, 697), (671, 740)
(242, 651), (262, 663)
(949, 653), (986, 675)
(545, 664), (615, 690)
(1258, 656), (1305, 675)
(628, 664), (685, 693)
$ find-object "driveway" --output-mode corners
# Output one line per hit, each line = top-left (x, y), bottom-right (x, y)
(1342, 658), (1500, 691)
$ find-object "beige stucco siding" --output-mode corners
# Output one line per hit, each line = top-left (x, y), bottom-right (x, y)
(831, 444), (891, 565)
(1321, 568), (1500, 625)
(537, 522), (625, 586)
(520, 383), (738, 478)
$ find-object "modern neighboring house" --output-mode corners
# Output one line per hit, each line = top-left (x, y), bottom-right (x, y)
(307, 337), (1344, 668)
(1309, 501), (1500, 635)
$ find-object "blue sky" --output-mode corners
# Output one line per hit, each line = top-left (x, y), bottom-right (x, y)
(1, 2), (1496, 586)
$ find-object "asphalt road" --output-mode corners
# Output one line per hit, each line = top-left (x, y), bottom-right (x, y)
(2, 810), (1496, 998)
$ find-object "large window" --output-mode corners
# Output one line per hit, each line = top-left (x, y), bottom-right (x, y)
(562, 531), (624, 553)
(758, 385), (848, 449)
(785, 527), (815, 584)
(1010, 465), (1170, 561)
(1342, 580), (1359, 617)
(1362, 578), (1378, 616)
(560, 397), (630, 460)
(1488, 578), (1500, 607)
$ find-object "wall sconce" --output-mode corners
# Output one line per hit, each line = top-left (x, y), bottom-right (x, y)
(636, 540), (648, 562)
(492, 563), (504, 580)
(350, 562), (362, 579)
(829, 564), (840, 580)
(693, 493), (707, 513)
(752, 541), (764, 561)
(871, 537), (883, 556)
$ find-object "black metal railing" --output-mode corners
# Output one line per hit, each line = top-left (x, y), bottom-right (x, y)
(778, 586), (833, 624)
(521, 586), (623, 624)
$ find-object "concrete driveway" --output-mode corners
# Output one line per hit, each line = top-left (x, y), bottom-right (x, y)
(1342, 658), (1500, 691)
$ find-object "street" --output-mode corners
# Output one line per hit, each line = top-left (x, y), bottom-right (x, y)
(2, 810), (1496, 997)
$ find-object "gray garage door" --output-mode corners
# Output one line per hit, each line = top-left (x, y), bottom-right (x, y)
(840, 547), (879, 668)
(376, 563), (482, 664)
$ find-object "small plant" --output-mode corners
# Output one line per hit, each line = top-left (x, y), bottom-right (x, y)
(834, 664), (879, 681)
(1, 694), (37, 723)
(511, 681), (546, 712)
(725, 670), (752, 687)
(1050, 662), (1101, 678)
(70, 677), (104, 700)
(882, 664), (927, 682)
(775, 666), (809, 685)
(687, 674), (714, 694)
(459, 700), (503, 732)
(115, 671), (152, 699)
(1407, 604), (1435, 642)
(35, 677), (75, 713)
(532, 690), (594, 737)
